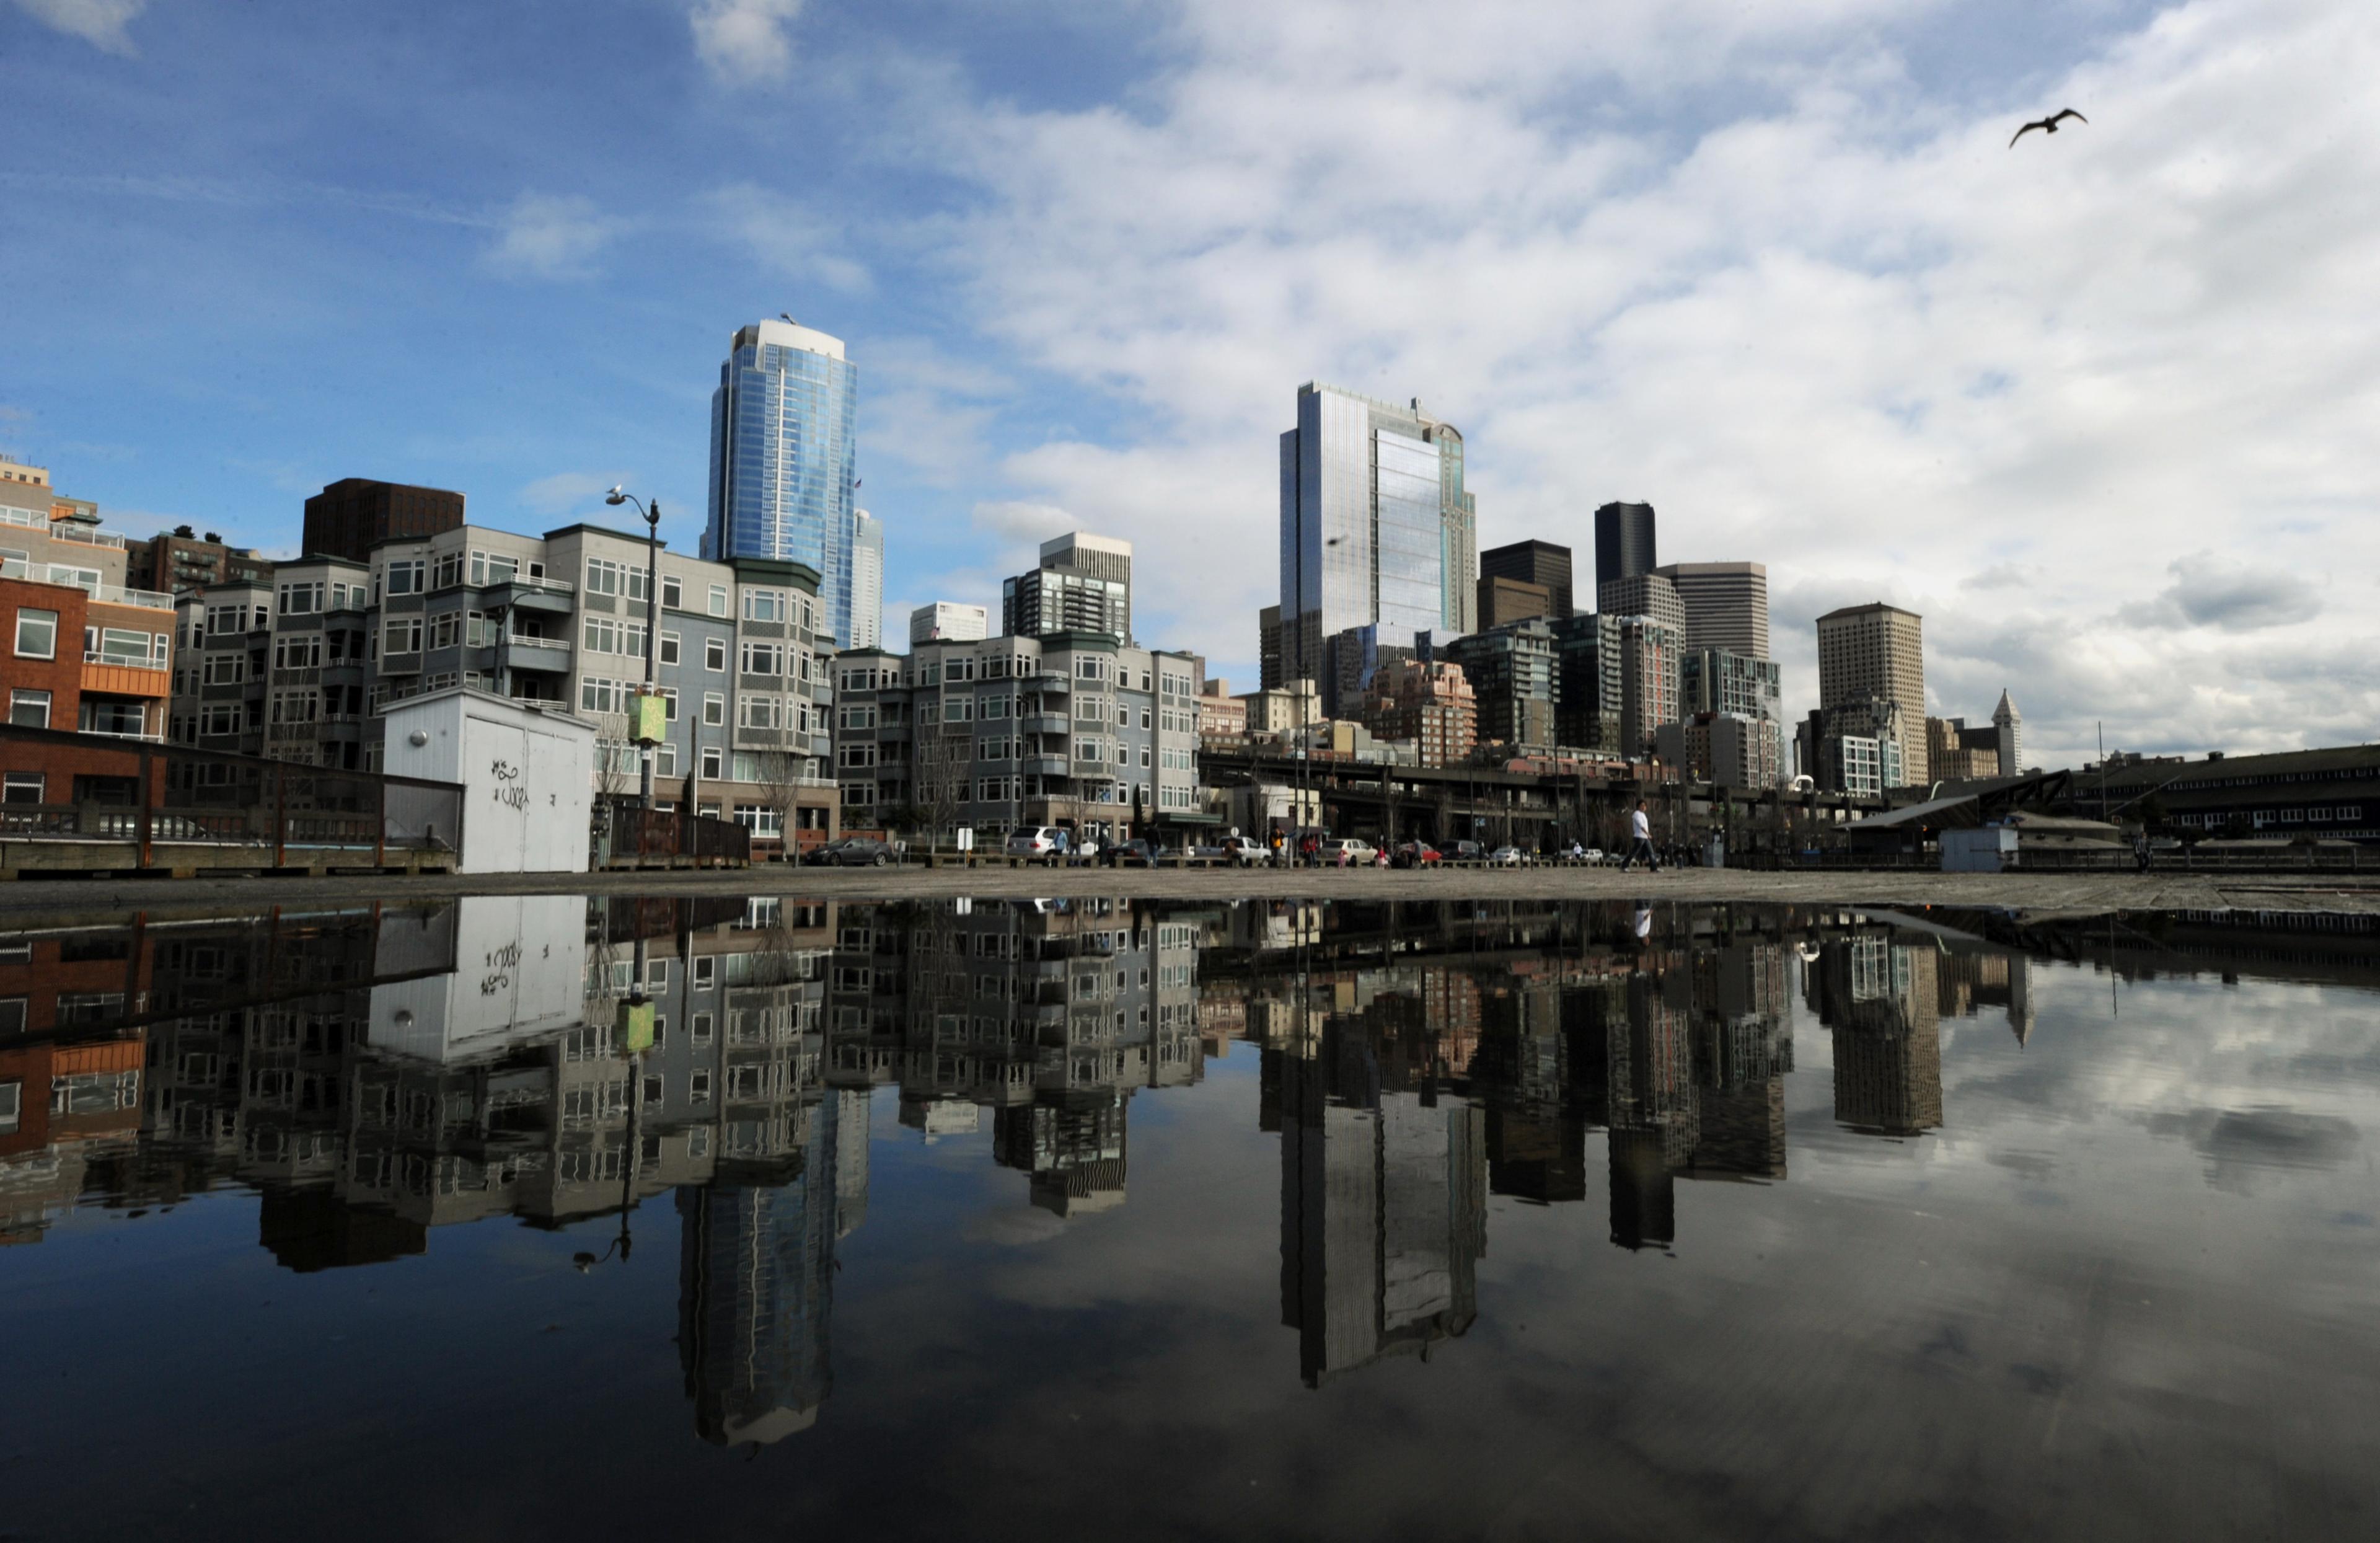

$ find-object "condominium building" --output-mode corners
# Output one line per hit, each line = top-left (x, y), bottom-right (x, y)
(1442, 619), (1557, 753)
(1654, 562), (1768, 659)
(1657, 711), (1782, 790)
(1278, 383), (1476, 681)
(126, 526), (270, 597)
(1321, 622), (1413, 720)
(1, 473), (175, 748)
(1360, 657), (1478, 768)
(705, 320), (864, 648)
(1618, 616), (1683, 761)
(1681, 648), (1782, 728)
(1817, 603), (1926, 785)
(1194, 680), (1248, 738)
(1003, 533), (1133, 645)
(162, 519), (838, 840)
(829, 635), (1205, 846)
(1551, 613), (1622, 756)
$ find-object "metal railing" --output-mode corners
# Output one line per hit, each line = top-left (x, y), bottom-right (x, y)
(0, 722), (463, 869)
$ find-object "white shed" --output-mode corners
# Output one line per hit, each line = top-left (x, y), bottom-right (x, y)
(381, 687), (596, 873)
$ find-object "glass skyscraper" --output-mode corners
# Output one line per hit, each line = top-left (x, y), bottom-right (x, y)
(705, 321), (862, 646)
(1278, 383), (1476, 683)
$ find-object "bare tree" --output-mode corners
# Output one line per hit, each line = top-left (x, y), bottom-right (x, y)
(912, 720), (971, 854)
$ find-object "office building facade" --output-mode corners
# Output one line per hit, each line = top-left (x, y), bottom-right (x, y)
(1595, 570), (1686, 637)
(1476, 574), (1554, 630)
(909, 602), (989, 646)
(1479, 539), (1572, 619)
(1817, 603), (1926, 786)
(1654, 561), (1769, 659)
(705, 320), (863, 647)
(1442, 619), (1557, 753)
(1594, 502), (1657, 595)
(127, 527), (269, 597)
(301, 479), (466, 564)
(848, 511), (883, 650)
(1278, 384), (1475, 682)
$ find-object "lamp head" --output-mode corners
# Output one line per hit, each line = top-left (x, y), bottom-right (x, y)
(604, 485), (628, 506)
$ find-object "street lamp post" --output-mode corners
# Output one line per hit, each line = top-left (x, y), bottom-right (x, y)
(604, 487), (663, 811)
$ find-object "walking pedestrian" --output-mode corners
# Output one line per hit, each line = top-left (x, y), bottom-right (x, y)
(1619, 800), (1660, 873)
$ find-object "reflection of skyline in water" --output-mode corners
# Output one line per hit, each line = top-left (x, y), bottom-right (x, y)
(2, 897), (2374, 1448)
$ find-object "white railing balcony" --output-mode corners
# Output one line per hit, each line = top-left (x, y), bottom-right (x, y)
(505, 632), (570, 650)
(80, 727), (164, 742)
(84, 650), (167, 668)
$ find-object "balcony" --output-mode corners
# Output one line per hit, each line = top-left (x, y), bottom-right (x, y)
(487, 577), (576, 614)
(1024, 755), (1070, 777)
(501, 634), (571, 672)
(1023, 713), (1070, 735)
(80, 660), (170, 699)
(0, 508), (126, 549)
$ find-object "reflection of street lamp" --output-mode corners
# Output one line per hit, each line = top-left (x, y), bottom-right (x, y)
(604, 487), (664, 810)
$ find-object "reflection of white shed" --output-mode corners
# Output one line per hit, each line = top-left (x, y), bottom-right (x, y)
(381, 687), (596, 873)
(368, 896), (589, 1061)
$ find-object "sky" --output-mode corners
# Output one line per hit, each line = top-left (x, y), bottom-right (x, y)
(2, 0), (2376, 767)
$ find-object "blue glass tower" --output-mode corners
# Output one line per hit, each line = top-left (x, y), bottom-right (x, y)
(705, 321), (862, 645)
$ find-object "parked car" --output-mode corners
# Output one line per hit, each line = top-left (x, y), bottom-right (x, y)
(1577, 846), (1606, 865)
(1066, 838), (1103, 865)
(1391, 841), (1441, 869)
(811, 836), (896, 867)
(1447, 840), (1486, 862)
(1008, 826), (1070, 861)
(1102, 838), (1157, 867)
(1318, 838), (1378, 865)
(1488, 846), (1527, 866)
(1218, 834), (1272, 866)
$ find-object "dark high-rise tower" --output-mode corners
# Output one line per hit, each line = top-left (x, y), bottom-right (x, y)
(1594, 502), (1657, 595)
(301, 479), (465, 562)
(1478, 538), (1573, 619)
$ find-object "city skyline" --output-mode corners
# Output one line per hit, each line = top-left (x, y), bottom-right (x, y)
(3, 1), (2376, 763)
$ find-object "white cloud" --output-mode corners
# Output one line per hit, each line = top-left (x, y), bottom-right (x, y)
(12, 0), (145, 55)
(703, 182), (871, 293)
(484, 192), (625, 281)
(688, 0), (805, 87)
(883, 0), (2380, 764)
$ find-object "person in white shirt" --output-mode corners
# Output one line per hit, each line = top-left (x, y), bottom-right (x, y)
(1619, 799), (1660, 873)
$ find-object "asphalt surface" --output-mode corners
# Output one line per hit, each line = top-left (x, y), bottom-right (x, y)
(2, 861), (2374, 920)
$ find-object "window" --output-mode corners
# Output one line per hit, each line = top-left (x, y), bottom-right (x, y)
(708, 583), (729, 617)
(580, 676), (629, 715)
(2, 771), (43, 804)
(740, 696), (782, 730)
(13, 608), (56, 660)
(277, 580), (324, 614)
(384, 559), (424, 596)
(205, 603), (247, 637)
(655, 743), (677, 776)
(271, 689), (320, 725)
(431, 552), (463, 590)
(733, 805), (783, 837)
(659, 631), (681, 666)
(584, 557), (623, 596)
(744, 590), (785, 622)
(465, 611), (496, 648)
(659, 686), (679, 721)
(205, 653), (245, 685)
(690, 1068), (714, 1101)
(703, 691), (725, 727)
(384, 617), (423, 654)
(428, 611), (462, 651)
(700, 746), (723, 779)
(705, 637), (727, 672)
(200, 703), (243, 735)
(838, 742), (876, 768)
(272, 634), (323, 670)
(943, 698), (973, 722)
(740, 641), (782, 676)
(9, 689), (51, 728)
(662, 575), (683, 609)
(469, 550), (519, 586)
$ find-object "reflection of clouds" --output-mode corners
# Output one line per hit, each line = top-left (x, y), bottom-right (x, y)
(964, 1206), (1070, 1248)
(2146, 1106), (2363, 1195)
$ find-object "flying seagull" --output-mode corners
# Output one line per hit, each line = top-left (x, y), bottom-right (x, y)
(2010, 108), (2087, 146)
